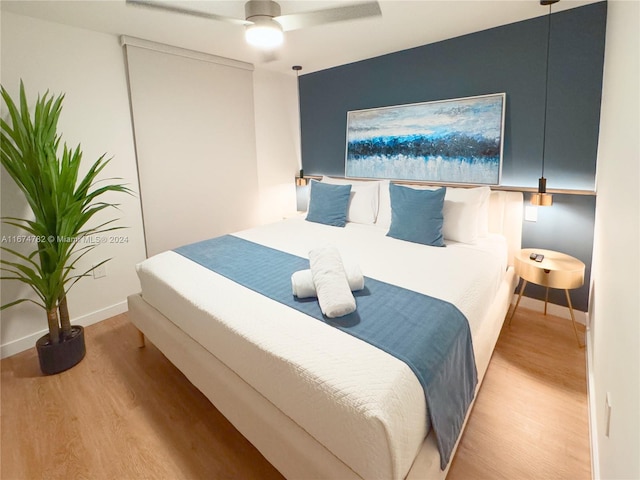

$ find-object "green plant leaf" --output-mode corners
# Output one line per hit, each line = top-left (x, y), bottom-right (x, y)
(1, 81), (130, 335)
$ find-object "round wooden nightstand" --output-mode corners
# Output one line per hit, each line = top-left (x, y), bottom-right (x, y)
(508, 248), (585, 347)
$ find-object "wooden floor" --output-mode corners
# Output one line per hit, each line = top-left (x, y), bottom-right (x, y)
(447, 309), (590, 480)
(1, 307), (590, 480)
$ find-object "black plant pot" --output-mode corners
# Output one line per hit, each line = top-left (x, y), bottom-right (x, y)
(36, 325), (86, 375)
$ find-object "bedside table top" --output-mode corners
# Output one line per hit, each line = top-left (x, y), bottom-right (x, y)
(515, 248), (585, 289)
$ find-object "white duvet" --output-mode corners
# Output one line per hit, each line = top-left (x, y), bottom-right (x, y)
(136, 218), (507, 480)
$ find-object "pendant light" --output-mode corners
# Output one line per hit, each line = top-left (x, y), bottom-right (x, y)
(293, 65), (308, 187)
(531, 0), (558, 207)
(293, 65), (309, 211)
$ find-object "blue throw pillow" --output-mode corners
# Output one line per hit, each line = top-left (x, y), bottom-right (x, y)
(306, 180), (352, 227)
(387, 183), (446, 247)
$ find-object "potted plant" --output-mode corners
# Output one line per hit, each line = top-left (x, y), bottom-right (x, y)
(1, 81), (131, 375)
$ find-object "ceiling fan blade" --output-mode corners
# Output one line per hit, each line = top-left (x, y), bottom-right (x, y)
(126, 0), (250, 26)
(260, 50), (280, 63)
(275, 2), (381, 32)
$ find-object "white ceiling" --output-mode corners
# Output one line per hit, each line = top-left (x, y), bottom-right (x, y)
(1, 0), (601, 76)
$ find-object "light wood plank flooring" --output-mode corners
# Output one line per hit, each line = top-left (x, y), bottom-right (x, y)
(1, 307), (589, 479)
(447, 308), (590, 479)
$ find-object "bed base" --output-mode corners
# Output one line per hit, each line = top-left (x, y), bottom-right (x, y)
(127, 266), (516, 480)
(128, 292), (361, 479)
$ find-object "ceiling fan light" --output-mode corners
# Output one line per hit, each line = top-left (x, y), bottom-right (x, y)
(245, 17), (283, 48)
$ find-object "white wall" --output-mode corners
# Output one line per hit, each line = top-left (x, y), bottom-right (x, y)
(253, 68), (299, 224)
(0, 12), (147, 357)
(0, 12), (300, 358)
(589, 1), (640, 479)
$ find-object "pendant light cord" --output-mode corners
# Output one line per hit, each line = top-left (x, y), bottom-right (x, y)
(540, 3), (553, 179)
(293, 65), (303, 178)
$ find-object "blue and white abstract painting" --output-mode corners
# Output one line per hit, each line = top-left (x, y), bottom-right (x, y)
(345, 93), (505, 185)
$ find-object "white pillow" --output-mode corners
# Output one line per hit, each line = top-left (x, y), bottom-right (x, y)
(477, 189), (491, 237)
(373, 179), (392, 230)
(443, 186), (491, 244)
(321, 176), (380, 225)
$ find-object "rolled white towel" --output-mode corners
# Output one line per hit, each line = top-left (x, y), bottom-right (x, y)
(308, 246), (356, 318)
(292, 263), (364, 299)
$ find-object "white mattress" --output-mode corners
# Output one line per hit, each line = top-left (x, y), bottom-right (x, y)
(136, 218), (507, 480)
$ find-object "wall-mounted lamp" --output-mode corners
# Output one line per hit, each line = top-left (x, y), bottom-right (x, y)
(531, 0), (558, 207)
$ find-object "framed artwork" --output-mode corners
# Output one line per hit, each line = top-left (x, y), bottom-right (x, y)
(345, 93), (505, 185)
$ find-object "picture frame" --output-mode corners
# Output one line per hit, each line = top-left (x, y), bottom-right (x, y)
(345, 93), (506, 185)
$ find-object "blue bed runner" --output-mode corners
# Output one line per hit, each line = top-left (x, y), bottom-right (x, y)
(175, 235), (478, 469)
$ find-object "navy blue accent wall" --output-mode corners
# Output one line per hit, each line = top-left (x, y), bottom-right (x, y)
(300, 2), (606, 190)
(298, 2), (606, 311)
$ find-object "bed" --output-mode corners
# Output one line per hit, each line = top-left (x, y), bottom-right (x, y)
(127, 181), (523, 480)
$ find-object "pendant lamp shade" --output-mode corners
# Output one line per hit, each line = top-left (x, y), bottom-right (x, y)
(531, 177), (553, 206)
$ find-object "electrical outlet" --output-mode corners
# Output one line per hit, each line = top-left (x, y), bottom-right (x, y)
(605, 392), (612, 438)
(524, 205), (538, 222)
(92, 263), (107, 279)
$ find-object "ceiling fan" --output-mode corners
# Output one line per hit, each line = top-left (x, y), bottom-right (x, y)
(126, 0), (382, 49)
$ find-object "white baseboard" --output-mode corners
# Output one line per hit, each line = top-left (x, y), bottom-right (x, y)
(0, 301), (128, 359)
(513, 294), (588, 326)
(586, 328), (600, 480)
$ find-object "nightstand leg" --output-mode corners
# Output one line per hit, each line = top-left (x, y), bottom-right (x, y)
(544, 287), (549, 315)
(564, 289), (583, 348)
(508, 280), (528, 325)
